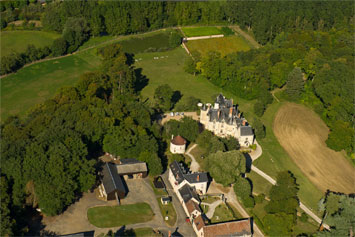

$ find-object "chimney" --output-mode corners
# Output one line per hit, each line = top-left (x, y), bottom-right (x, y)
(197, 175), (200, 182)
(229, 107), (233, 117)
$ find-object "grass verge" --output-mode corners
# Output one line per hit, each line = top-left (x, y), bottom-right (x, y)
(156, 197), (177, 227)
(210, 203), (236, 223)
(87, 203), (154, 228)
(181, 26), (222, 37)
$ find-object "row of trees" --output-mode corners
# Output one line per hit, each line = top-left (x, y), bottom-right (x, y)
(0, 43), (166, 234)
(40, 1), (352, 45)
(186, 28), (354, 154)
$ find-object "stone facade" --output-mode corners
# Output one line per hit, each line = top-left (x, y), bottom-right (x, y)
(199, 94), (254, 147)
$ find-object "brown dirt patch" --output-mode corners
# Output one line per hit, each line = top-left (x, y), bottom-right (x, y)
(273, 103), (355, 194)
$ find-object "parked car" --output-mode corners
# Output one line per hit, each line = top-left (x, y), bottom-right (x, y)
(175, 112), (179, 116)
(170, 112), (174, 116)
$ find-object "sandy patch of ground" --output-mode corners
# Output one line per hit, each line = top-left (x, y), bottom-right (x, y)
(273, 103), (355, 194)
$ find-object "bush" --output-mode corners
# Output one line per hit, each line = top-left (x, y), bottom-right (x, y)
(254, 101), (265, 117)
(51, 37), (68, 56)
(220, 27), (234, 36)
(234, 177), (255, 208)
(255, 194), (265, 204)
(299, 212), (308, 222)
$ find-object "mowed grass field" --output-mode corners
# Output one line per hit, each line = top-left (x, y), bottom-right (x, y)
(1, 48), (101, 120)
(185, 36), (251, 56)
(181, 26), (222, 37)
(273, 103), (355, 194)
(87, 203), (154, 228)
(135, 46), (253, 112)
(1, 31), (60, 56)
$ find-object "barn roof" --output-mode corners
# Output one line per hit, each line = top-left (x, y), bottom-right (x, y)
(102, 163), (126, 194)
(117, 159), (147, 174)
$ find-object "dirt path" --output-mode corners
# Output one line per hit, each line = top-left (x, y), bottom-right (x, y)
(273, 103), (355, 194)
(185, 144), (200, 172)
(230, 26), (261, 49)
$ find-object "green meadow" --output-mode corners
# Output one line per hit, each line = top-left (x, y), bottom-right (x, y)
(181, 26), (223, 37)
(1, 30), (60, 56)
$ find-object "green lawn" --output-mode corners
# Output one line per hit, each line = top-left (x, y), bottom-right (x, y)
(87, 203), (154, 228)
(1, 30), (60, 56)
(210, 203), (236, 223)
(253, 101), (324, 214)
(181, 26), (222, 37)
(247, 170), (272, 196)
(133, 228), (162, 237)
(156, 197), (177, 227)
(1, 48), (101, 120)
(185, 35), (251, 56)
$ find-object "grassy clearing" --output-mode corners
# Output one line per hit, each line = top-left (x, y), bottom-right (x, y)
(156, 197), (177, 227)
(210, 203), (236, 223)
(1, 48), (101, 120)
(201, 196), (221, 204)
(253, 101), (324, 213)
(247, 170), (272, 196)
(135, 47), (252, 110)
(185, 35), (251, 56)
(1, 31), (60, 56)
(182, 26), (222, 37)
(133, 228), (162, 237)
(87, 203), (154, 228)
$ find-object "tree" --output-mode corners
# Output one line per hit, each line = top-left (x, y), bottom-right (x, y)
(154, 84), (174, 111)
(62, 17), (90, 53)
(205, 150), (246, 186)
(254, 100), (265, 117)
(184, 57), (198, 75)
(326, 121), (353, 152)
(234, 177), (254, 208)
(196, 130), (214, 149)
(51, 37), (68, 56)
(220, 136), (240, 151)
(252, 118), (266, 140)
(168, 31), (181, 48)
(139, 151), (163, 176)
(285, 67), (304, 100)
(175, 96), (200, 112)
(208, 136), (225, 154)
(0, 176), (15, 236)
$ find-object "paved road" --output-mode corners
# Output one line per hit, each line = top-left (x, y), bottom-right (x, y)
(185, 144), (200, 172)
(161, 171), (196, 236)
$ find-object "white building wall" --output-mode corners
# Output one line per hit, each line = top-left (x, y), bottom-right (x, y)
(170, 143), (186, 154)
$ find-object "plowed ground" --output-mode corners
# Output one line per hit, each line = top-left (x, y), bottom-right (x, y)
(273, 103), (355, 193)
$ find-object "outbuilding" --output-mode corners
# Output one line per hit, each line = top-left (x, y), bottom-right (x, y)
(99, 163), (126, 201)
(116, 158), (148, 179)
(170, 135), (187, 154)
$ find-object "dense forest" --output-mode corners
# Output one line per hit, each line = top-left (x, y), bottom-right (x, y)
(0, 43), (166, 235)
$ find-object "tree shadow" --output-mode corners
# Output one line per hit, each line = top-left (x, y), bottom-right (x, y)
(243, 153), (252, 173)
(172, 90), (182, 106)
(134, 68), (149, 93)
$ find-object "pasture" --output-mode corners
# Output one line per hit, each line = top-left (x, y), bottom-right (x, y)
(185, 35), (251, 56)
(181, 26), (222, 37)
(1, 48), (101, 120)
(273, 103), (355, 194)
(1, 30), (60, 56)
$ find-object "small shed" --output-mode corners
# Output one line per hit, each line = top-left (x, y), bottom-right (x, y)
(99, 163), (126, 201)
(161, 196), (171, 205)
(170, 135), (186, 154)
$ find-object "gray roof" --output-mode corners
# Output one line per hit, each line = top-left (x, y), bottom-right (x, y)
(184, 173), (208, 183)
(117, 159), (147, 174)
(170, 161), (208, 184)
(102, 163), (126, 194)
(207, 94), (239, 125)
(240, 126), (254, 136)
(178, 184), (200, 203)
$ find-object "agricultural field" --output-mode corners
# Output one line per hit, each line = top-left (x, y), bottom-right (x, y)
(1, 30), (60, 56)
(181, 26), (223, 37)
(1, 48), (101, 120)
(273, 103), (355, 194)
(87, 203), (154, 228)
(185, 35), (251, 56)
(253, 102), (324, 213)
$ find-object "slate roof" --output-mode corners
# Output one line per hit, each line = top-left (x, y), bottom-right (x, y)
(184, 172), (208, 184)
(203, 219), (252, 237)
(117, 159), (147, 174)
(178, 184), (200, 203)
(102, 163), (126, 194)
(171, 135), (186, 146)
(240, 126), (254, 136)
(170, 161), (208, 184)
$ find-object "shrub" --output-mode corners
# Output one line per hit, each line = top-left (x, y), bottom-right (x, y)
(255, 194), (265, 204)
(254, 101), (265, 117)
(299, 212), (308, 222)
(220, 27), (234, 36)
